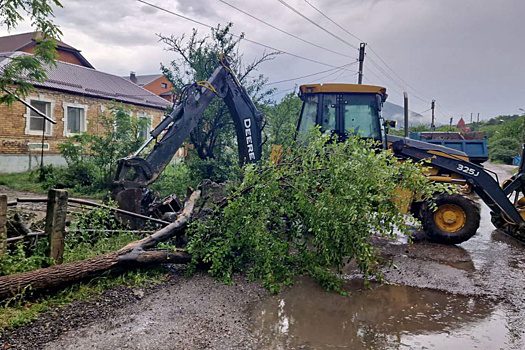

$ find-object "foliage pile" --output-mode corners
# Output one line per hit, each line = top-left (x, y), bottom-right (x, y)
(186, 132), (447, 293)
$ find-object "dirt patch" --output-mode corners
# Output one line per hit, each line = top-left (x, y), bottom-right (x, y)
(0, 271), (266, 350)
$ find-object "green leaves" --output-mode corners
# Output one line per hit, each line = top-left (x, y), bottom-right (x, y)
(264, 92), (302, 150)
(187, 131), (445, 293)
(1, 0), (63, 104)
(42, 106), (148, 194)
(158, 23), (276, 173)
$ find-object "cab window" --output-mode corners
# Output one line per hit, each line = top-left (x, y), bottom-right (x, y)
(298, 95), (318, 134)
(321, 94), (337, 132)
(343, 94), (381, 139)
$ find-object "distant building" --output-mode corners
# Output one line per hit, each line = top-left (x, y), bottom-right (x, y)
(0, 31), (94, 69)
(0, 51), (170, 173)
(124, 73), (174, 102)
(456, 117), (471, 133)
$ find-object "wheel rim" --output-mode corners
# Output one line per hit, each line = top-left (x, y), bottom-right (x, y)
(433, 204), (467, 233)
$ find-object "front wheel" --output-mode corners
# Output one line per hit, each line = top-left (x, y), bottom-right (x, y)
(421, 194), (480, 245)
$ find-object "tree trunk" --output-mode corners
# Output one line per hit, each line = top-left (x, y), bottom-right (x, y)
(0, 250), (191, 299)
(0, 190), (201, 300)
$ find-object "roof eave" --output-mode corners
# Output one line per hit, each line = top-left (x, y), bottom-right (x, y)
(31, 84), (169, 111)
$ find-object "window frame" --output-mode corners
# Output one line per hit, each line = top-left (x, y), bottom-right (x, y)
(297, 92), (383, 141)
(341, 93), (382, 141)
(62, 102), (88, 137)
(24, 97), (55, 136)
(137, 112), (153, 140)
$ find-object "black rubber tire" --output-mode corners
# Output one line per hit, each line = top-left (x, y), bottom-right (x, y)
(421, 194), (481, 245)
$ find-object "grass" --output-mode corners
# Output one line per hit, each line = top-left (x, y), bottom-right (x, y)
(0, 268), (168, 330)
(0, 205), (173, 331)
(0, 170), (107, 199)
(0, 230), (171, 331)
(0, 171), (46, 194)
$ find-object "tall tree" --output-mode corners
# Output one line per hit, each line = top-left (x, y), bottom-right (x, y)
(159, 23), (277, 163)
(0, 0), (62, 104)
(265, 91), (302, 148)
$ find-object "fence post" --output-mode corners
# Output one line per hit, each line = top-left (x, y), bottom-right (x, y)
(45, 189), (68, 264)
(0, 195), (7, 255)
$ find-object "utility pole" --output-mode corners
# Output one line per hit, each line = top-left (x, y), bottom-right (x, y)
(357, 42), (366, 84)
(431, 99), (436, 131)
(404, 92), (409, 137)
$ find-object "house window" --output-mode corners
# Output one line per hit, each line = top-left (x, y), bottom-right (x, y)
(137, 113), (152, 139)
(161, 83), (168, 89)
(27, 100), (52, 135)
(67, 107), (85, 134)
(63, 103), (88, 136)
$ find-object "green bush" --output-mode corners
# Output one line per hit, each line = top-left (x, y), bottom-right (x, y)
(489, 137), (521, 164)
(151, 161), (196, 198)
(0, 204), (136, 276)
(41, 106), (149, 194)
(186, 132), (448, 293)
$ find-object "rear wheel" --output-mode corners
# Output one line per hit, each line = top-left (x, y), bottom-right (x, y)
(421, 194), (480, 245)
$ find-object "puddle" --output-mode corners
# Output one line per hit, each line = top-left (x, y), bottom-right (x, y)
(251, 164), (525, 350)
(251, 278), (518, 350)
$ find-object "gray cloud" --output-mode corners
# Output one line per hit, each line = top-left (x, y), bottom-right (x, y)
(1, 0), (524, 119)
(174, 0), (219, 17)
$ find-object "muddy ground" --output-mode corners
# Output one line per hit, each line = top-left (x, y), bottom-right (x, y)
(1, 162), (524, 349)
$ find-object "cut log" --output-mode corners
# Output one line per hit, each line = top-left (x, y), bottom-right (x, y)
(0, 190), (201, 300)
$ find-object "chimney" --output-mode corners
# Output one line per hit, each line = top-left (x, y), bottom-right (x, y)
(130, 71), (137, 84)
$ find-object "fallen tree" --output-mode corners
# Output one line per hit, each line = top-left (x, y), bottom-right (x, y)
(0, 190), (200, 300)
(1, 133), (450, 299)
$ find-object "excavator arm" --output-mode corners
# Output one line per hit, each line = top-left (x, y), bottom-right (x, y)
(113, 58), (263, 216)
(389, 135), (525, 240)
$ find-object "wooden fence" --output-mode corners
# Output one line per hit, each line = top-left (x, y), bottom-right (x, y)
(0, 190), (169, 264)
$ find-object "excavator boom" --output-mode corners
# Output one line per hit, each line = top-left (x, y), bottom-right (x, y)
(389, 135), (525, 239)
(113, 58), (263, 217)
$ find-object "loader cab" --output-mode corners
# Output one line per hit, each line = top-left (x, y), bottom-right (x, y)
(297, 83), (388, 145)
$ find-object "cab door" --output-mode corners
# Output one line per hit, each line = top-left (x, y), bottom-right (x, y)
(318, 93), (344, 136)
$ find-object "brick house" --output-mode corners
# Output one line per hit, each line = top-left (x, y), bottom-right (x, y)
(0, 51), (170, 173)
(0, 31), (94, 69)
(124, 73), (174, 102)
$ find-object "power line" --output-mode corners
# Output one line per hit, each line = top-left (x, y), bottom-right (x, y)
(137, 0), (353, 70)
(275, 0), (359, 50)
(268, 86), (297, 98)
(303, 0), (364, 43)
(363, 65), (406, 98)
(267, 61), (357, 85)
(309, 66), (349, 83)
(217, 0), (354, 59)
(332, 67), (349, 81)
(304, 0), (459, 116)
(367, 57), (405, 91)
(416, 108), (432, 115)
(302, 0), (431, 102)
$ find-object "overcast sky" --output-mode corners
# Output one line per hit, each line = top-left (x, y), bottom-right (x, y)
(2, 0), (525, 122)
